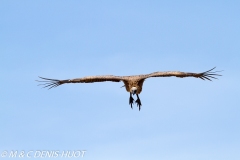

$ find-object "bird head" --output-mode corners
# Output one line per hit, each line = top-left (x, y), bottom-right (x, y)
(131, 87), (137, 95)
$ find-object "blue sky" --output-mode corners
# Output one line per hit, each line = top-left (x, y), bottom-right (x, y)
(1, 1), (240, 159)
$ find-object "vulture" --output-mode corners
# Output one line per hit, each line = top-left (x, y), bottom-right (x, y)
(37, 67), (221, 110)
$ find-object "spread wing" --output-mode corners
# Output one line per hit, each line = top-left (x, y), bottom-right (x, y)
(144, 67), (222, 81)
(36, 75), (124, 89)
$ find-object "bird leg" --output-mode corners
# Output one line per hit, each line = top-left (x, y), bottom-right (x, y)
(129, 93), (134, 109)
(129, 93), (142, 110)
(136, 94), (142, 111)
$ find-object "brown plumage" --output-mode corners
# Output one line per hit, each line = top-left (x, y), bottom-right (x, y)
(37, 67), (222, 110)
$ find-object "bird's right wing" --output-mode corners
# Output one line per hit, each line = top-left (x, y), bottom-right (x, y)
(36, 75), (125, 89)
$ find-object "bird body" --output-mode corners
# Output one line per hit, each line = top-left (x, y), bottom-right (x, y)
(122, 78), (145, 94)
(37, 67), (222, 110)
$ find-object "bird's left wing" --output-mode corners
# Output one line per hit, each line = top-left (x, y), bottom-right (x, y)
(36, 75), (124, 89)
(143, 67), (222, 81)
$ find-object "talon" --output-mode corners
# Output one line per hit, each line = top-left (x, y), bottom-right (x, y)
(136, 94), (142, 111)
(135, 99), (142, 111)
(135, 98), (142, 107)
(129, 94), (134, 109)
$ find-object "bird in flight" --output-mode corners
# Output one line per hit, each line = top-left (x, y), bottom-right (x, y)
(37, 67), (221, 111)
